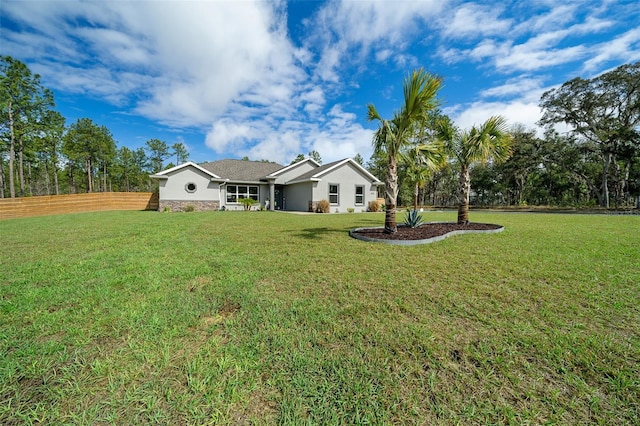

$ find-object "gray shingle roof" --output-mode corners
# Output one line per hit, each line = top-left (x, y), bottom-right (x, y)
(199, 159), (284, 182)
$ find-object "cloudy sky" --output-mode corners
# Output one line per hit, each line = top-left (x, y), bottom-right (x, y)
(2, 0), (639, 165)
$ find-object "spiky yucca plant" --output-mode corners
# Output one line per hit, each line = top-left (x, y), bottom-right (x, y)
(403, 209), (424, 228)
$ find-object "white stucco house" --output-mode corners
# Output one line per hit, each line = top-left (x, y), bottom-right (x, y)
(150, 158), (383, 213)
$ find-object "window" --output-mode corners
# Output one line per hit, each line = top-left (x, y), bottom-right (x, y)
(226, 185), (259, 203)
(355, 185), (364, 205)
(185, 182), (197, 193)
(329, 184), (339, 204)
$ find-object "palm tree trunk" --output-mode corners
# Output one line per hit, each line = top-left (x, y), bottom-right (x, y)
(385, 157), (398, 233)
(413, 182), (419, 211)
(458, 164), (470, 224)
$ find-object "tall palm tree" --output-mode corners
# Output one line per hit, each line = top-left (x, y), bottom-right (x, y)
(367, 68), (442, 233)
(437, 116), (513, 224)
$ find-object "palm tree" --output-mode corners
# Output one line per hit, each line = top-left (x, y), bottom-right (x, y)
(437, 116), (513, 224)
(367, 68), (442, 233)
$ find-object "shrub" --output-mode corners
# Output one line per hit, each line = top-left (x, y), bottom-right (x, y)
(183, 204), (195, 212)
(368, 200), (381, 212)
(403, 209), (424, 228)
(239, 197), (257, 211)
(347, 207), (355, 213)
(316, 199), (330, 213)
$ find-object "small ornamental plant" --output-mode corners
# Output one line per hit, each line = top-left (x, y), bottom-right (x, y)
(239, 198), (257, 211)
(368, 200), (381, 212)
(403, 209), (424, 228)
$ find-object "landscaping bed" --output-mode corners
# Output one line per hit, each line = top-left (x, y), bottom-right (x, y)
(351, 222), (503, 241)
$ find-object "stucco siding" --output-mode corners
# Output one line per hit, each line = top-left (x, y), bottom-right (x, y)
(158, 167), (220, 201)
(274, 162), (318, 184)
(283, 182), (313, 211)
(312, 163), (378, 212)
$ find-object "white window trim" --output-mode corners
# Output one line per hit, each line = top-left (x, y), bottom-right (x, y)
(355, 185), (364, 206)
(329, 183), (339, 205)
(226, 185), (259, 204)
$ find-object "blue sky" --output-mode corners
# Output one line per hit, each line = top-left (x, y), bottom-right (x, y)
(2, 0), (639, 166)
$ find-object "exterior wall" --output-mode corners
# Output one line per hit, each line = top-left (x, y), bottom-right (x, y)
(154, 160), (380, 213)
(282, 182), (313, 212)
(312, 163), (378, 213)
(273, 161), (318, 184)
(158, 166), (220, 202)
(260, 184), (271, 210)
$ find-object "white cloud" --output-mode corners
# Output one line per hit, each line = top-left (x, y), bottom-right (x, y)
(205, 103), (373, 165)
(480, 76), (546, 101)
(583, 27), (640, 71)
(445, 100), (544, 136)
(436, 2), (623, 73)
(496, 44), (587, 72)
(441, 3), (512, 39)
(3, 1), (304, 129)
(526, 5), (577, 32)
(316, 0), (447, 48)
(306, 0), (447, 81)
(205, 119), (256, 153)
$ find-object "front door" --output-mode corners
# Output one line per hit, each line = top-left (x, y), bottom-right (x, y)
(274, 185), (284, 210)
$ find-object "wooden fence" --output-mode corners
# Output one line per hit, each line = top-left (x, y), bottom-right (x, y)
(0, 192), (159, 220)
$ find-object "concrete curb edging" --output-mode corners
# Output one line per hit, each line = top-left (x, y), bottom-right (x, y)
(349, 223), (504, 246)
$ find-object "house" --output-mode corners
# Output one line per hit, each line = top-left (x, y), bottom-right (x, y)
(150, 158), (383, 213)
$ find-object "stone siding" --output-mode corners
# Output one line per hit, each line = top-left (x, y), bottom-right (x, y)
(159, 200), (220, 212)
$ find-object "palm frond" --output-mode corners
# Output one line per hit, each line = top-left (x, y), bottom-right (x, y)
(414, 141), (448, 171)
(366, 103), (382, 122)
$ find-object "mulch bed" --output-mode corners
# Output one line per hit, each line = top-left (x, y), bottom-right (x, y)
(351, 222), (503, 241)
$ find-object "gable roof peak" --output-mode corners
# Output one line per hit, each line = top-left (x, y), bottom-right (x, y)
(150, 161), (221, 179)
(267, 157), (321, 177)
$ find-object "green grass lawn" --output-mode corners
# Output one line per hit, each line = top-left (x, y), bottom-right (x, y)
(1, 210), (638, 424)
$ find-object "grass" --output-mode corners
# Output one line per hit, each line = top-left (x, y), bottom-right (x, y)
(1, 210), (638, 424)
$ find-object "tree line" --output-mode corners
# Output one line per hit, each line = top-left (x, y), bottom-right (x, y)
(3, 55), (639, 213)
(0, 56), (188, 198)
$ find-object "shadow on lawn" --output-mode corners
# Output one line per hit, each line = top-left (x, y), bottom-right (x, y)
(293, 226), (351, 240)
(293, 218), (383, 240)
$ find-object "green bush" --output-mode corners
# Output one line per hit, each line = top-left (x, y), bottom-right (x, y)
(239, 198), (257, 211)
(347, 207), (355, 213)
(183, 204), (195, 212)
(316, 199), (330, 213)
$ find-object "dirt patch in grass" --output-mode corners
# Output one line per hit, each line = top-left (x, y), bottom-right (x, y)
(218, 301), (241, 317)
